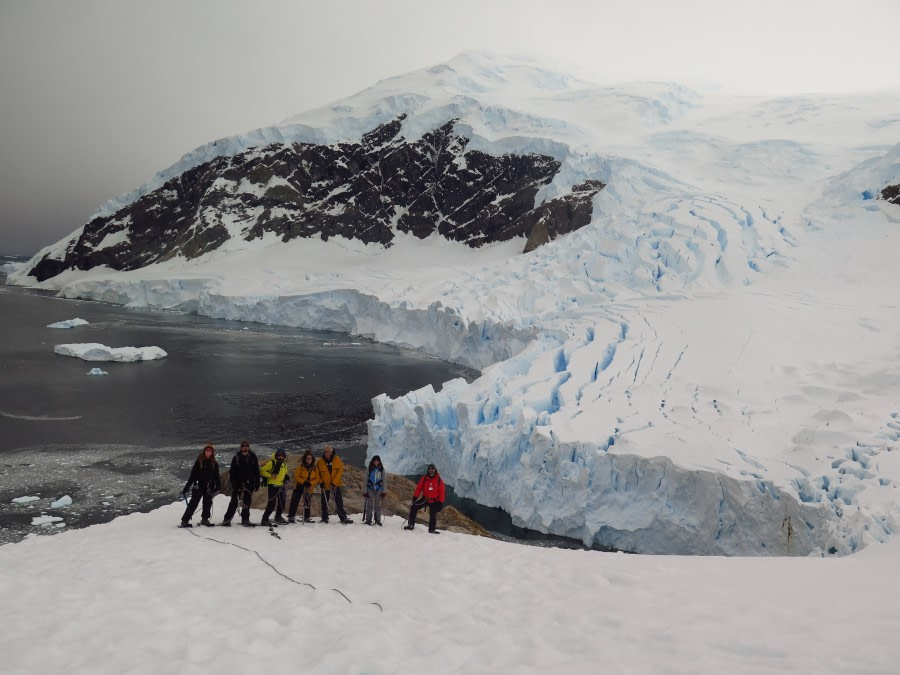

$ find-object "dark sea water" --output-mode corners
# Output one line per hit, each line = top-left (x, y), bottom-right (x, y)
(0, 273), (476, 544)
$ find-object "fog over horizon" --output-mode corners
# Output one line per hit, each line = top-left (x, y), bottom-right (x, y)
(2, 0), (898, 257)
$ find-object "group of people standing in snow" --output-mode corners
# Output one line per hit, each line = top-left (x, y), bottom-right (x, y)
(179, 441), (446, 533)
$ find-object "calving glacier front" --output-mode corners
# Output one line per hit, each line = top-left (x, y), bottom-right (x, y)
(10, 52), (900, 555)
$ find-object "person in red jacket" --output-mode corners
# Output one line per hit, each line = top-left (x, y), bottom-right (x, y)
(404, 463), (445, 534)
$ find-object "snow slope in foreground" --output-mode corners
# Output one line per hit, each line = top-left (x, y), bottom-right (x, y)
(9, 53), (900, 555)
(1, 499), (898, 674)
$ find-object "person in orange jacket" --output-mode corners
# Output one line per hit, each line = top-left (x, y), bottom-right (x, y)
(404, 463), (445, 533)
(288, 450), (320, 523)
(316, 445), (352, 523)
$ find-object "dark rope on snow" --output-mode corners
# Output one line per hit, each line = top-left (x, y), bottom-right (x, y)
(331, 588), (351, 604)
(184, 528), (382, 611)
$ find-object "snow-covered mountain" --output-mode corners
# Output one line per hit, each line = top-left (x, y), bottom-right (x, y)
(25, 114), (604, 281)
(11, 51), (900, 555)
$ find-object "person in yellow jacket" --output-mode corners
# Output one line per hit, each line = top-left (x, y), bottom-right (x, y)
(288, 450), (320, 523)
(260, 448), (289, 526)
(317, 444), (353, 523)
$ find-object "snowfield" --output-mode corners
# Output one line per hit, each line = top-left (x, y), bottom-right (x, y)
(1, 498), (898, 674)
(9, 52), (900, 557)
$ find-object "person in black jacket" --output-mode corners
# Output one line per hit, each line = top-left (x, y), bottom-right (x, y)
(180, 444), (222, 527)
(221, 440), (260, 527)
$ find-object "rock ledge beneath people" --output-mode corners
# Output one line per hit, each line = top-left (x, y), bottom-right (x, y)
(223, 454), (492, 537)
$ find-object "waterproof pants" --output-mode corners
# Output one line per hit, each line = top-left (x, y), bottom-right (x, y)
(407, 498), (442, 532)
(321, 487), (349, 522)
(182, 487), (213, 523)
(288, 484), (313, 521)
(261, 485), (285, 522)
(223, 483), (254, 523)
(364, 491), (384, 524)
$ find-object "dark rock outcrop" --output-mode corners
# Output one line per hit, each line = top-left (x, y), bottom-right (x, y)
(30, 117), (604, 282)
(882, 183), (900, 205)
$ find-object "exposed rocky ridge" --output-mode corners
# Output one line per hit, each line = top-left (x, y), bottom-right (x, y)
(29, 116), (605, 282)
(882, 183), (900, 205)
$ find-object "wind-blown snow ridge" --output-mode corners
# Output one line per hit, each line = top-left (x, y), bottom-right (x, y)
(10, 52), (900, 555)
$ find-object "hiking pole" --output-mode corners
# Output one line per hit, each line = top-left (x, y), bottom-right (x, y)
(362, 492), (369, 524)
(302, 489), (311, 524)
(323, 487), (333, 520)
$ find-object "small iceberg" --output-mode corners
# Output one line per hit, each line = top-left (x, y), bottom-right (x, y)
(48, 318), (89, 329)
(50, 495), (73, 508)
(87, 368), (108, 376)
(55, 343), (167, 362)
(31, 515), (64, 526)
(12, 496), (40, 504)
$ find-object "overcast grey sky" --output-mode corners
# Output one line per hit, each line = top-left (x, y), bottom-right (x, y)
(2, 0), (898, 256)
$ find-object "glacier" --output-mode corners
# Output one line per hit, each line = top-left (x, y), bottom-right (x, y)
(9, 52), (900, 555)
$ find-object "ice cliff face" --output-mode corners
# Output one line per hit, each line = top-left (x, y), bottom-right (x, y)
(11, 52), (900, 556)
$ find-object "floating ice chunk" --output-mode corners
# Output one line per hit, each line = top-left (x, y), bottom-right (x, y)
(54, 343), (167, 362)
(87, 367), (108, 376)
(50, 495), (73, 508)
(47, 318), (89, 329)
(0, 260), (25, 274)
(12, 496), (40, 504)
(32, 515), (63, 526)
